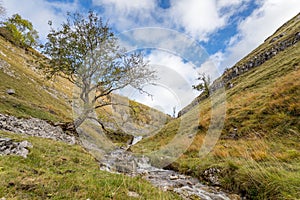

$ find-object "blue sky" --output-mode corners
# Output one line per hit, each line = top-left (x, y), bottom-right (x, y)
(2, 0), (300, 114)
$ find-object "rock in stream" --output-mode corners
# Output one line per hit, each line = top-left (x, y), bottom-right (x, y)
(99, 139), (237, 200)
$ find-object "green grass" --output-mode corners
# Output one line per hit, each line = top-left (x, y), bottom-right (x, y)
(0, 35), (182, 199)
(0, 131), (181, 200)
(1, 13), (299, 200)
(132, 15), (300, 199)
(0, 35), (73, 122)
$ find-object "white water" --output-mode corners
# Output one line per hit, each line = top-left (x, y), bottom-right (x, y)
(99, 137), (236, 200)
(130, 135), (143, 145)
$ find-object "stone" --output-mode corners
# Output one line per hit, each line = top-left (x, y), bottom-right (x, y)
(229, 194), (242, 200)
(127, 191), (140, 198)
(169, 175), (179, 180)
(116, 164), (134, 173)
(6, 89), (15, 95)
(205, 31), (300, 97)
(0, 114), (76, 145)
(203, 167), (221, 186)
(100, 147), (234, 200)
(0, 137), (32, 158)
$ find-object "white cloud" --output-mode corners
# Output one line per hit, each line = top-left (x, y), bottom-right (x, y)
(93, 0), (250, 42)
(2, 0), (81, 42)
(169, 0), (251, 41)
(117, 50), (204, 115)
(119, 48), (221, 115)
(219, 0), (300, 70)
(92, 0), (157, 31)
(169, 0), (225, 40)
(216, 0), (250, 9)
(148, 50), (197, 84)
(197, 59), (221, 81)
(93, 0), (155, 13)
(3, 0), (299, 115)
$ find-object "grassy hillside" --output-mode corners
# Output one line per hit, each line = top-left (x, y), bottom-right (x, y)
(97, 94), (171, 142)
(132, 14), (300, 199)
(0, 131), (180, 199)
(0, 35), (73, 122)
(0, 26), (176, 198)
(0, 34), (169, 143)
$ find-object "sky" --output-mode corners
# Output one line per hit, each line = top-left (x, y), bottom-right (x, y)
(2, 0), (300, 115)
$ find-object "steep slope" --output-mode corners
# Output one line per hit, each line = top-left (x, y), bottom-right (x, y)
(0, 35), (73, 122)
(0, 34), (169, 142)
(0, 30), (176, 198)
(132, 13), (300, 199)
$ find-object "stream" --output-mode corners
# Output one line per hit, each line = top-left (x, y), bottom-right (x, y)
(99, 137), (239, 200)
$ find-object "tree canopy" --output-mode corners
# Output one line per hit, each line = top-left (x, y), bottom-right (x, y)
(41, 11), (156, 127)
(2, 14), (39, 47)
(192, 73), (211, 97)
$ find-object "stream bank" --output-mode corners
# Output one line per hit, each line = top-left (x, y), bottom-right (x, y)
(99, 138), (241, 200)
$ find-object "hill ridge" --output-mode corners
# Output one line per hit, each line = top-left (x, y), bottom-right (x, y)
(178, 12), (300, 116)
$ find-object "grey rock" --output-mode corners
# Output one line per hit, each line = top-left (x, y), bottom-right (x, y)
(0, 137), (32, 158)
(127, 191), (140, 198)
(179, 28), (300, 116)
(203, 168), (221, 186)
(6, 89), (15, 95)
(100, 145), (235, 200)
(0, 114), (76, 145)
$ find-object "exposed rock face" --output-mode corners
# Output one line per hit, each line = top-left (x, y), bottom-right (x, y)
(211, 30), (300, 93)
(0, 114), (76, 145)
(178, 21), (300, 117)
(0, 137), (32, 158)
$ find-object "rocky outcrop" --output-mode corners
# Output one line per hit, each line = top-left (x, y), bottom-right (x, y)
(210, 30), (300, 93)
(0, 137), (32, 158)
(0, 114), (76, 145)
(178, 16), (300, 117)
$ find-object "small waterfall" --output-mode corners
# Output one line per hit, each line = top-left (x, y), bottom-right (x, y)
(130, 136), (143, 145)
(99, 137), (238, 200)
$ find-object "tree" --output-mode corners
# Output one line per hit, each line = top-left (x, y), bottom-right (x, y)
(41, 11), (156, 128)
(192, 73), (211, 97)
(3, 13), (39, 47)
(172, 106), (176, 118)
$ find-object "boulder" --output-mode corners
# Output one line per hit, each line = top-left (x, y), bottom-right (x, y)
(0, 114), (76, 145)
(6, 89), (15, 95)
(0, 137), (32, 158)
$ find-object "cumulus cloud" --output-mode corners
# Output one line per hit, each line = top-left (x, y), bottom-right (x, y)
(169, 0), (225, 41)
(93, 0), (250, 42)
(217, 0), (300, 70)
(92, 0), (158, 31)
(2, 0), (81, 42)
(168, 0), (252, 41)
(93, 0), (156, 13)
(118, 50), (201, 115)
(2, 0), (299, 114)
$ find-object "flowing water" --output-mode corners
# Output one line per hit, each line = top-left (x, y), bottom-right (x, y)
(99, 137), (238, 200)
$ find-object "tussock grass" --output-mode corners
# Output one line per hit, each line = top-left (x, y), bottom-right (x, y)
(132, 20), (300, 199)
